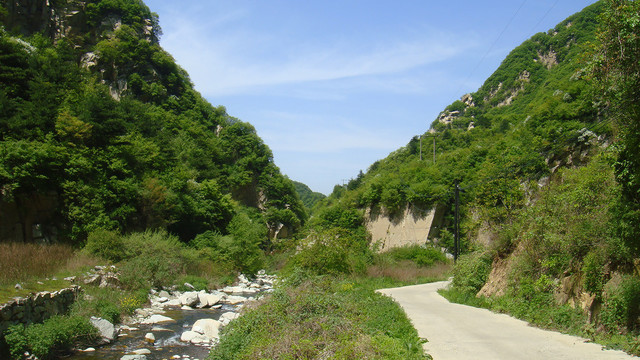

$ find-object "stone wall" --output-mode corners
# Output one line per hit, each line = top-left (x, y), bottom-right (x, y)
(0, 286), (81, 335)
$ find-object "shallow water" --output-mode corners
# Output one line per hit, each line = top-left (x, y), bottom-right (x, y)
(67, 303), (239, 360)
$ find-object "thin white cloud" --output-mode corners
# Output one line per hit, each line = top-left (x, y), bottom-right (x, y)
(160, 13), (475, 97)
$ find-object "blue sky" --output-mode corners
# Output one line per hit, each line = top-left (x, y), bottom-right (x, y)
(144, 0), (597, 195)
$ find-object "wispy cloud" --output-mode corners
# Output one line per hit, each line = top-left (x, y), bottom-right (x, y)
(160, 11), (474, 97)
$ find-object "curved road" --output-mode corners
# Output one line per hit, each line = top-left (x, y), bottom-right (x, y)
(378, 281), (636, 360)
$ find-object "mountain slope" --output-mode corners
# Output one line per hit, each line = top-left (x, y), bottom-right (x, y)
(293, 180), (326, 211)
(0, 0), (306, 243)
(319, 1), (606, 253)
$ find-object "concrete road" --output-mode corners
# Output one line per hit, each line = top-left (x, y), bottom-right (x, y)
(378, 281), (636, 360)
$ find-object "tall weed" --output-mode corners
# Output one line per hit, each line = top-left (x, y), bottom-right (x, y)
(0, 243), (75, 286)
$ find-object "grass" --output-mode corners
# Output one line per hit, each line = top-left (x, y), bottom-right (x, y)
(210, 275), (433, 360)
(209, 249), (451, 360)
(0, 243), (99, 303)
(0, 243), (75, 285)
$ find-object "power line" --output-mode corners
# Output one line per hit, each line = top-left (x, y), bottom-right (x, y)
(529, 0), (560, 36)
(456, 0), (528, 97)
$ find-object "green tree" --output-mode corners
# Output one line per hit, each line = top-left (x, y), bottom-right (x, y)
(592, 0), (640, 253)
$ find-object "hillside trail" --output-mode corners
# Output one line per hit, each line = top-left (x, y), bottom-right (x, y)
(378, 281), (637, 360)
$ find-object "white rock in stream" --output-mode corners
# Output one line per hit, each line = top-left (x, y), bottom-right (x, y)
(90, 317), (117, 344)
(141, 314), (175, 324)
(179, 292), (199, 307)
(192, 319), (221, 339)
(120, 355), (147, 360)
(180, 330), (199, 342)
(131, 348), (151, 355)
(220, 312), (239, 325)
(144, 332), (155, 342)
(225, 295), (247, 305)
(198, 292), (224, 307)
(166, 299), (181, 306)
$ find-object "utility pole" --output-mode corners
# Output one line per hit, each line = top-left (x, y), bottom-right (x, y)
(454, 180), (460, 263)
(433, 135), (436, 163)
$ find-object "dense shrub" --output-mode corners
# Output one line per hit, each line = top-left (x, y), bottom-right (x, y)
(70, 286), (147, 325)
(119, 233), (199, 289)
(288, 228), (371, 276)
(451, 251), (493, 295)
(83, 229), (124, 263)
(5, 315), (97, 359)
(85, 229), (200, 289)
(582, 249), (607, 298)
(210, 277), (428, 360)
(191, 209), (267, 275)
(600, 275), (640, 333)
(381, 244), (447, 267)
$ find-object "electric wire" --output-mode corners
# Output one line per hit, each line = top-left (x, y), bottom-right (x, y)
(455, 0), (528, 97)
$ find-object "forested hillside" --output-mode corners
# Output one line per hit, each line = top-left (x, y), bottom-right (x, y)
(0, 0), (306, 244)
(314, 0), (640, 353)
(293, 180), (325, 211)
(321, 1), (605, 254)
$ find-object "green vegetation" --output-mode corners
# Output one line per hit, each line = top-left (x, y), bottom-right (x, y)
(210, 276), (430, 360)
(311, 0), (640, 356)
(6, 0), (640, 358)
(443, 153), (640, 355)
(317, 2), (605, 256)
(293, 180), (326, 211)
(0, 0), (305, 246)
(5, 315), (98, 359)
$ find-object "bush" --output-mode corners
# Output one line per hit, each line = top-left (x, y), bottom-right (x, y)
(191, 210), (266, 275)
(211, 277), (428, 360)
(382, 244), (447, 267)
(600, 275), (640, 333)
(451, 251), (493, 295)
(84, 229), (124, 263)
(288, 228), (371, 276)
(5, 315), (97, 359)
(70, 286), (147, 325)
(117, 230), (198, 289)
(582, 249), (606, 298)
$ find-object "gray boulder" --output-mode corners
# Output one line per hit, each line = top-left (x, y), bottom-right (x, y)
(179, 292), (199, 307)
(90, 317), (117, 344)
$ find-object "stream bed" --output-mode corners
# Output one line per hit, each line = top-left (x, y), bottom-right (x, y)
(67, 306), (234, 360)
(65, 273), (275, 360)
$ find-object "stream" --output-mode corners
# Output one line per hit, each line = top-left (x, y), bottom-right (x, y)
(66, 274), (274, 360)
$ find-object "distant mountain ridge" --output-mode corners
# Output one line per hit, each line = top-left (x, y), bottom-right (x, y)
(293, 181), (326, 211)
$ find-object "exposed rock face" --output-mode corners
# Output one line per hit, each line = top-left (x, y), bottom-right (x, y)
(365, 205), (445, 252)
(536, 49), (558, 69)
(498, 70), (530, 107)
(437, 110), (461, 126)
(82, 265), (122, 289)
